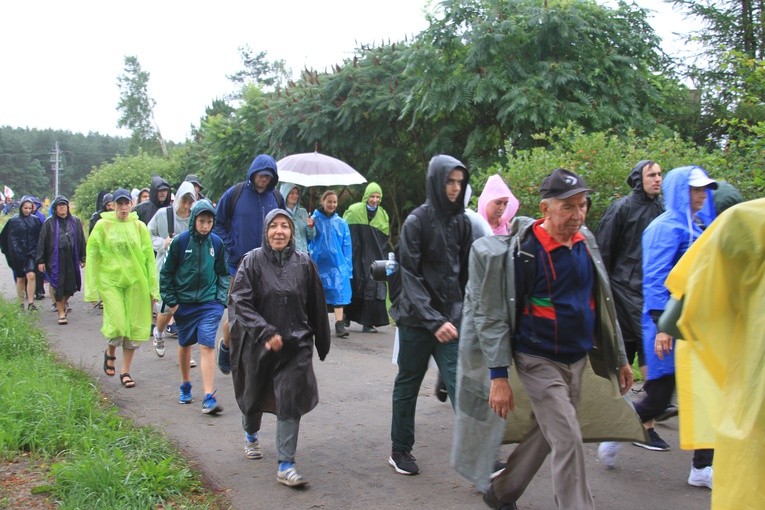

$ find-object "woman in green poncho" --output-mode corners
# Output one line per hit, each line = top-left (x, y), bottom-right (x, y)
(342, 182), (390, 333)
(85, 188), (160, 388)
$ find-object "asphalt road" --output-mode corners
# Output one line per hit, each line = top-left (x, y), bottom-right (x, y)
(2, 259), (711, 510)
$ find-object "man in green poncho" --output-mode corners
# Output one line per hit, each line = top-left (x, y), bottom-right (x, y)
(85, 188), (160, 388)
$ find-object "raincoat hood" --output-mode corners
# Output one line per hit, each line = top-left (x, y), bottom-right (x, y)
(100, 193), (114, 212)
(189, 199), (216, 240)
(663, 166), (716, 228)
(51, 195), (70, 215)
(148, 176), (172, 208)
(362, 182), (383, 204)
(261, 208), (295, 253)
(477, 175), (520, 234)
(174, 181), (196, 215)
(246, 154), (278, 193)
(278, 182), (304, 212)
(627, 160), (656, 191)
(712, 181), (744, 215)
(425, 154), (469, 218)
(29, 196), (42, 210)
(18, 195), (34, 215)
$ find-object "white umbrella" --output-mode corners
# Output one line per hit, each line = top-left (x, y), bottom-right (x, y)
(277, 152), (367, 187)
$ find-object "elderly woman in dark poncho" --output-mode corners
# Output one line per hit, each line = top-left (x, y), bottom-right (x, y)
(229, 208), (331, 488)
(36, 195), (86, 324)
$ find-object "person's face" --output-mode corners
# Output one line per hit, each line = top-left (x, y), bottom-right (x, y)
(177, 195), (194, 215)
(323, 194), (338, 214)
(157, 189), (169, 203)
(287, 187), (300, 208)
(139, 191), (149, 203)
(541, 192), (587, 241)
(642, 163), (662, 198)
(252, 173), (272, 192)
(266, 215), (292, 251)
(195, 213), (214, 235)
(485, 197), (509, 222)
(193, 184), (202, 198)
(21, 202), (33, 216)
(104, 201), (115, 211)
(690, 186), (708, 213)
(367, 192), (381, 208)
(445, 169), (464, 203)
(115, 199), (131, 220)
(55, 203), (68, 218)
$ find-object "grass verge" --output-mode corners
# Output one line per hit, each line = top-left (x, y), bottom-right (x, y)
(0, 298), (227, 509)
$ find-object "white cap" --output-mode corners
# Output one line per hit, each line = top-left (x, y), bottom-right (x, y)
(688, 167), (718, 189)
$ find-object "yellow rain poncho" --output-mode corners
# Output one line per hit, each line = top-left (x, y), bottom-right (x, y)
(85, 211), (160, 341)
(665, 198), (765, 510)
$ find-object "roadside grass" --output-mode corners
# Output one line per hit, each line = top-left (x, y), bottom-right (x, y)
(0, 298), (227, 509)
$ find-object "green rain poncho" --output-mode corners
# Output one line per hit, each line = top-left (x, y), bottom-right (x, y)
(85, 211), (160, 341)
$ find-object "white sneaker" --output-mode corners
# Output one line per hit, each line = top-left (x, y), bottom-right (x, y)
(597, 441), (622, 469)
(688, 466), (713, 489)
(152, 327), (165, 358)
(189, 358), (197, 368)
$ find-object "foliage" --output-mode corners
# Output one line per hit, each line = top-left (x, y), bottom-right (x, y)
(226, 46), (291, 95)
(116, 56), (166, 156)
(72, 152), (183, 218)
(0, 298), (222, 509)
(469, 124), (763, 230)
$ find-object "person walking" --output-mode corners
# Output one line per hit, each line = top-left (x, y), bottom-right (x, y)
(309, 190), (353, 337)
(278, 182), (315, 253)
(388, 155), (473, 476)
(36, 195), (86, 325)
(132, 176), (172, 225)
(229, 209), (330, 487)
(160, 199), (229, 413)
(89, 193), (115, 232)
(84, 189), (160, 388)
(0, 195), (42, 310)
(343, 182), (390, 333)
(477, 174), (519, 235)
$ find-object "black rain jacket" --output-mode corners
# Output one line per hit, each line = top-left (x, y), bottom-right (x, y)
(133, 176), (172, 225)
(0, 197), (42, 273)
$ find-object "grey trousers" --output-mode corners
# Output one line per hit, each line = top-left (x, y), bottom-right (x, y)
(492, 353), (594, 510)
(242, 412), (301, 464)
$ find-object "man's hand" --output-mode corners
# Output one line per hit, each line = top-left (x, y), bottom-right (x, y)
(489, 378), (515, 419)
(265, 334), (283, 352)
(654, 332), (673, 360)
(617, 363), (633, 396)
(434, 322), (459, 343)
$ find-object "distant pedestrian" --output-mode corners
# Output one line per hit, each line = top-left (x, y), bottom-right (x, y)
(229, 209), (330, 487)
(309, 190), (352, 337)
(0, 195), (42, 310)
(278, 182), (315, 253)
(160, 199), (229, 413)
(183, 174), (205, 200)
(89, 192), (115, 232)
(85, 189), (159, 388)
(36, 195), (86, 325)
(477, 174), (519, 235)
(132, 177), (172, 225)
(343, 182), (390, 333)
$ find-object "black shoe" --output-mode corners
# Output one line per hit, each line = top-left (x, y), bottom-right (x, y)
(34, 293), (45, 300)
(482, 485), (517, 509)
(343, 317), (351, 328)
(362, 325), (378, 333)
(335, 322), (349, 338)
(388, 450), (419, 475)
(435, 376), (448, 402)
(655, 404), (678, 422)
(633, 428), (670, 451)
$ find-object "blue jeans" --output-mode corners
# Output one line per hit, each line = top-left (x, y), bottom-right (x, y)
(390, 325), (458, 452)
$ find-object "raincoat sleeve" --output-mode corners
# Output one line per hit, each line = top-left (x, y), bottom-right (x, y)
(74, 217), (87, 263)
(306, 257), (331, 360)
(214, 235), (230, 306)
(35, 220), (49, 265)
(213, 190), (234, 256)
(148, 209), (168, 257)
(0, 223), (9, 266)
(594, 202), (622, 272)
(228, 253), (279, 347)
(342, 220), (352, 278)
(159, 235), (180, 307)
(139, 222), (160, 301)
(642, 223), (680, 315)
(84, 222), (102, 302)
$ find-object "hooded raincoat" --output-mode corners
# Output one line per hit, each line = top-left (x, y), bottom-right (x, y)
(85, 209), (160, 341)
(148, 181), (196, 272)
(214, 155), (282, 274)
(278, 182), (315, 253)
(390, 155), (473, 333)
(595, 160), (664, 343)
(229, 209), (331, 419)
(343, 182), (391, 326)
(0, 196), (42, 275)
(665, 198), (764, 510)
(641, 166), (716, 380)
(309, 202), (352, 306)
(36, 196), (86, 299)
(477, 175), (519, 235)
(132, 176), (172, 225)
(452, 217), (644, 491)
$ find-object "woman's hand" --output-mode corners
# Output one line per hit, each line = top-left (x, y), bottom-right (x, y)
(265, 334), (283, 352)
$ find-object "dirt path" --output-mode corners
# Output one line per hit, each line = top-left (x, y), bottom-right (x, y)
(1, 258), (710, 509)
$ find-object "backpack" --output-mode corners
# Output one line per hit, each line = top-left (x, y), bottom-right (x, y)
(173, 230), (223, 266)
(221, 182), (285, 229)
(165, 205), (175, 238)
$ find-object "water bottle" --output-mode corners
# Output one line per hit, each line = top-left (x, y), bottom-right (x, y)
(385, 252), (398, 277)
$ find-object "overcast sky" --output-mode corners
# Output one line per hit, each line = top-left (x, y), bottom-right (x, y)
(1, 0), (698, 143)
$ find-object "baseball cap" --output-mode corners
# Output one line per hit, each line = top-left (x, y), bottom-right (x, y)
(112, 188), (132, 203)
(184, 174), (203, 189)
(688, 167), (718, 189)
(540, 168), (593, 199)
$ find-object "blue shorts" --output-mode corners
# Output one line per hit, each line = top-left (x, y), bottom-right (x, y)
(174, 302), (224, 348)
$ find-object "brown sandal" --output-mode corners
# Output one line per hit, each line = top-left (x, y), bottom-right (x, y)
(120, 373), (135, 388)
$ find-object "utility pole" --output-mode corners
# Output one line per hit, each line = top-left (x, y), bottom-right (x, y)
(50, 142), (61, 197)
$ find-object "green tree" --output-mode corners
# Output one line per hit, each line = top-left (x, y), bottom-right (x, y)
(116, 56), (167, 156)
(227, 46), (290, 95)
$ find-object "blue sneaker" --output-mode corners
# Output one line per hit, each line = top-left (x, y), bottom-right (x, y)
(217, 340), (231, 375)
(202, 392), (222, 414)
(179, 382), (193, 404)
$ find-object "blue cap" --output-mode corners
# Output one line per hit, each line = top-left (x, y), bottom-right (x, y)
(112, 188), (132, 203)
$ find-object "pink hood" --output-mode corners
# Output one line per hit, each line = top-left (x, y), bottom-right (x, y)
(477, 174), (520, 235)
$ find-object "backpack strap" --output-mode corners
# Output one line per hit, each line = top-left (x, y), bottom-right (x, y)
(166, 205), (174, 238)
(223, 182), (247, 229)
